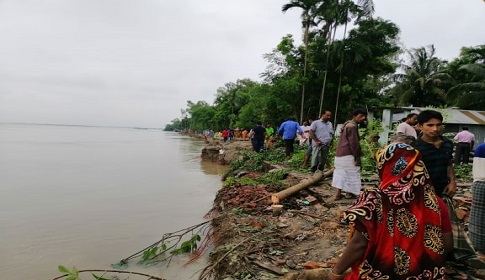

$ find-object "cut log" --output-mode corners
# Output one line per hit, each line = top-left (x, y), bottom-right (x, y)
(271, 169), (334, 204)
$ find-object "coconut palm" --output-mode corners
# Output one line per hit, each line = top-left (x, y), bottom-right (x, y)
(282, 0), (322, 124)
(447, 63), (485, 110)
(389, 45), (450, 107)
(446, 45), (485, 110)
(316, 0), (374, 119)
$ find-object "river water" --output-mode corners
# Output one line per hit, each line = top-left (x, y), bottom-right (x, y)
(0, 123), (226, 280)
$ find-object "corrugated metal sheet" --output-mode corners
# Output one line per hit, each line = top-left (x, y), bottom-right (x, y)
(406, 107), (485, 125)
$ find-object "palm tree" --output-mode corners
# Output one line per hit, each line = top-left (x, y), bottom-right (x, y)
(447, 63), (485, 110)
(446, 45), (485, 110)
(316, 0), (374, 120)
(282, 0), (322, 124)
(390, 45), (450, 107)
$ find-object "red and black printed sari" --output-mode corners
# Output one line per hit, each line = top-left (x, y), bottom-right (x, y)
(343, 143), (446, 279)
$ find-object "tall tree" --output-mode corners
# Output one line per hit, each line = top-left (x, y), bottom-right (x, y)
(213, 79), (257, 129)
(389, 45), (450, 107)
(314, 0), (375, 119)
(447, 64), (485, 110)
(262, 35), (313, 119)
(446, 45), (485, 110)
(282, 0), (322, 124)
(185, 101), (217, 131)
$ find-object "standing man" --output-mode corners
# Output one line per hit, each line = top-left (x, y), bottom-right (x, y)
(332, 109), (367, 200)
(278, 117), (304, 159)
(241, 129), (248, 140)
(308, 110), (334, 173)
(396, 113), (418, 144)
(469, 142), (485, 259)
(454, 126), (475, 164)
(301, 118), (315, 168)
(415, 110), (456, 197)
(222, 129), (229, 142)
(416, 110), (482, 266)
(299, 121), (311, 146)
(250, 121), (266, 152)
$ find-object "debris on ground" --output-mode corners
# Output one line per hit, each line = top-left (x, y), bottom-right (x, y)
(199, 139), (478, 280)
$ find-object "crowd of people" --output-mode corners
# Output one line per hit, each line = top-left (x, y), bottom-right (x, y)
(199, 108), (484, 278)
(330, 109), (485, 279)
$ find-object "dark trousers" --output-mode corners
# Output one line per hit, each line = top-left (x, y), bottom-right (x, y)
(311, 144), (330, 172)
(251, 138), (264, 152)
(455, 142), (471, 164)
(283, 138), (295, 157)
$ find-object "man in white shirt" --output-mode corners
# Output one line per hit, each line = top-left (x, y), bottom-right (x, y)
(396, 113), (418, 140)
(309, 110), (334, 173)
(453, 126), (475, 164)
(299, 121), (311, 146)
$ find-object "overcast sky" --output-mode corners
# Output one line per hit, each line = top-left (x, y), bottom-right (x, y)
(0, 0), (483, 128)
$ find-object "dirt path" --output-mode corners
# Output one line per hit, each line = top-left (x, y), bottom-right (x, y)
(198, 140), (366, 279)
(198, 138), (477, 280)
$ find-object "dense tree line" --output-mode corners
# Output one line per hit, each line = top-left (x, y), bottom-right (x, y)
(164, 0), (485, 132)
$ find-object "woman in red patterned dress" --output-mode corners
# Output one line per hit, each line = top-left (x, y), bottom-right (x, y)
(329, 142), (452, 279)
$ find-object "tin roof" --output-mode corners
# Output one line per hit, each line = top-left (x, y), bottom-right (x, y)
(404, 107), (485, 125)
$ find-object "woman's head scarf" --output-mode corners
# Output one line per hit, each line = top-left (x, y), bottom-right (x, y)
(342, 142), (446, 279)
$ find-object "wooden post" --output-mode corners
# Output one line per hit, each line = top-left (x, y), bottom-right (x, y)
(271, 169), (334, 204)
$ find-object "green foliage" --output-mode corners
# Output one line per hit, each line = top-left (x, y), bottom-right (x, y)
(141, 246), (160, 262)
(260, 168), (291, 182)
(170, 234), (201, 255)
(222, 176), (236, 188)
(222, 176), (260, 188)
(91, 274), (110, 280)
(163, 120), (180, 131)
(58, 265), (80, 280)
(124, 234), (201, 267)
(224, 145), (303, 187)
(447, 62), (485, 110)
(286, 145), (307, 169)
(56, 265), (162, 279)
(454, 164), (472, 180)
(186, 101), (217, 131)
(445, 45), (485, 110)
(223, 168), (291, 188)
(230, 150), (266, 172)
(229, 144), (306, 173)
(389, 45), (450, 107)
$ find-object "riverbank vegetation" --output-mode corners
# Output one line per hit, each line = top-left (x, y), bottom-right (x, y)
(164, 1), (484, 132)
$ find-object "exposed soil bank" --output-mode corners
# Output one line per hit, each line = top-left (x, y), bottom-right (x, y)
(198, 137), (479, 280)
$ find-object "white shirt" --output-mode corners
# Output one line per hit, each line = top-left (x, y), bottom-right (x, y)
(473, 143), (485, 182)
(299, 125), (311, 145)
(396, 122), (417, 138)
(454, 130), (475, 143)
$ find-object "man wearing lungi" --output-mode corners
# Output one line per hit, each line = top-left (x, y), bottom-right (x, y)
(332, 108), (367, 200)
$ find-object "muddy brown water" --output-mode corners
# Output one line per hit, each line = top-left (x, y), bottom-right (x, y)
(0, 124), (226, 280)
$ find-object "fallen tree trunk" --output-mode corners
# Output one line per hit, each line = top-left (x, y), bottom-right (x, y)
(271, 169), (334, 204)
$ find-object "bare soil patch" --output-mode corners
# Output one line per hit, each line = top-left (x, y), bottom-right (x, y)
(199, 139), (475, 280)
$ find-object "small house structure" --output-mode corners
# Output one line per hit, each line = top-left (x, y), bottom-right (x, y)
(368, 107), (485, 145)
